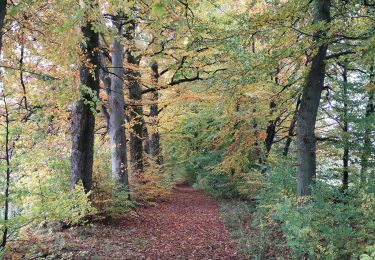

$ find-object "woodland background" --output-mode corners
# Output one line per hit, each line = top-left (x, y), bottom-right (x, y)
(0, 0), (374, 259)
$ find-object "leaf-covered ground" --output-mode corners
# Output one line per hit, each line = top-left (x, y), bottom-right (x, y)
(62, 184), (240, 259)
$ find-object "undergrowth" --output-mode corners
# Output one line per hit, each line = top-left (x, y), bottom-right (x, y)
(177, 137), (375, 260)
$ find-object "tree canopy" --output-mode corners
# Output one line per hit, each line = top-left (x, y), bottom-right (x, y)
(0, 0), (374, 258)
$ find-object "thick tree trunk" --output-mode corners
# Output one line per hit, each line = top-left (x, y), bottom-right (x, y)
(128, 76), (144, 175)
(296, 0), (330, 196)
(126, 56), (143, 176)
(360, 66), (374, 185)
(149, 62), (162, 164)
(342, 65), (349, 191)
(125, 17), (144, 176)
(70, 16), (100, 193)
(283, 94), (301, 156)
(127, 69), (144, 175)
(108, 17), (129, 187)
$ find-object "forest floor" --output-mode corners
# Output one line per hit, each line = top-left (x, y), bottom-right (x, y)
(52, 184), (240, 259)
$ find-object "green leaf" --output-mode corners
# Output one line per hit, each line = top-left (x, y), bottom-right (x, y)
(152, 2), (164, 17)
(9, 5), (22, 16)
(60, 8), (85, 32)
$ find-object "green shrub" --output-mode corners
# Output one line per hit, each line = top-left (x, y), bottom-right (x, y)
(92, 151), (132, 218)
(254, 159), (375, 259)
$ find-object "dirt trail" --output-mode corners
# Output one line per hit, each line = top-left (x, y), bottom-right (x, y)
(65, 184), (240, 259)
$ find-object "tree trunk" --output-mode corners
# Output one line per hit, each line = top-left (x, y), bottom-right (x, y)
(264, 101), (279, 156)
(149, 62), (162, 164)
(283, 94), (301, 156)
(1, 93), (10, 247)
(264, 70), (281, 156)
(251, 103), (264, 168)
(142, 119), (150, 155)
(0, 0), (6, 56)
(360, 65), (374, 185)
(296, 0), (330, 196)
(127, 64), (144, 175)
(128, 84), (144, 175)
(125, 16), (143, 175)
(108, 17), (129, 187)
(70, 13), (100, 193)
(342, 64), (349, 191)
(0, 2), (7, 247)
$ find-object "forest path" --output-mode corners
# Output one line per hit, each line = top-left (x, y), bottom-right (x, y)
(65, 184), (240, 259)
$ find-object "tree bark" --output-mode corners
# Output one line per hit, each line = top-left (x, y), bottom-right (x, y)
(149, 62), (162, 164)
(264, 100), (279, 156)
(296, 0), (330, 196)
(125, 18), (143, 176)
(127, 64), (144, 175)
(264, 70), (281, 156)
(142, 119), (150, 155)
(70, 11), (100, 193)
(0, 0), (6, 56)
(108, 17), (129, 187)
(342, 64), (349, 191)
(0, 2), (7, 246)
(1, 93), (11, 247)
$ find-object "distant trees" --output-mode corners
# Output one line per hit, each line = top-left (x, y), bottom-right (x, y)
(77, 1), (198, 193)
(0, 0), (373, 257)
(159, 0), (374, 199)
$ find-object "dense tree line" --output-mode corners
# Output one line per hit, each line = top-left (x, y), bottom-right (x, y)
(0, 0), (373, 258)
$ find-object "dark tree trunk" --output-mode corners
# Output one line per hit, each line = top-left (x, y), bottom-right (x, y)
(283, 94), (301, 156)
(0, 0), (6, 56)
(70, 15), (100, 193)
(251, 104), (264, 167)
(1, 94), (10, 248)
(360, 65), (374, 185)
(125, 18), (143, 175)
(342, 141), (349, 191)
(108, 17), (129, 187)
(296, 0), (330, 196)
(264, 101), (279, 156)
(124, 15), (144, 176)
(142, 120), (150, 155)
(342, 64), (349, 191)
(127, 62), (144, 175)
(264, 69), (281, 156)
(0, 2), (8, 247)
(149, 62), (162, 164)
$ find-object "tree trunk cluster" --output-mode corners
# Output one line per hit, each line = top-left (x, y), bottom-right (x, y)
(70, 9), (163, 193)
